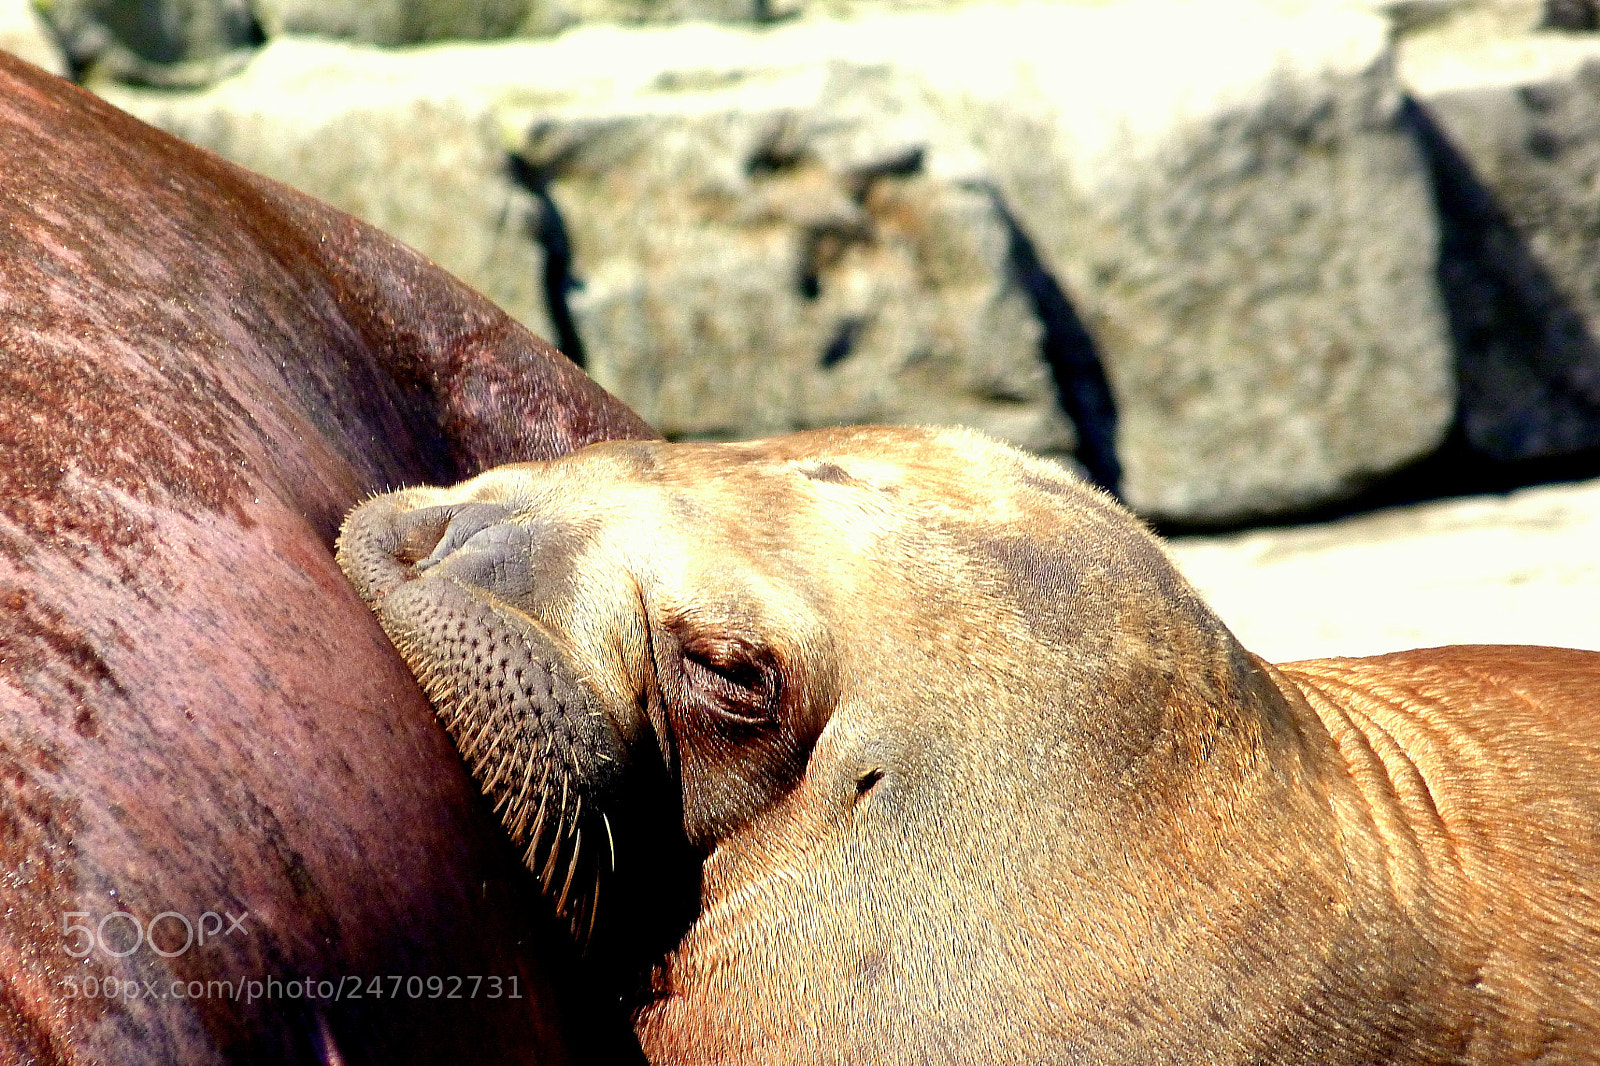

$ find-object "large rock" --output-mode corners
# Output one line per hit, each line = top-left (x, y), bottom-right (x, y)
(532, 1), (1455, 518)
(1168, 475), (1600, 661)
(1399, 11), (1600, 462)
(107, 39), (561, 345)
(34, 0), (259, 84)
(254, 0), (533, 45)
(517, 63), (1076, 452)
(110, 1), (1461, 519)
(108, 33), (1080, 460)
(257, 0), (792, 41)
(915, 0), (1455, 521)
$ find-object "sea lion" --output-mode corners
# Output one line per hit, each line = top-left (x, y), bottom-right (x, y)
(339, 424), (1600, 1065)
(0, 52), (654, 1064)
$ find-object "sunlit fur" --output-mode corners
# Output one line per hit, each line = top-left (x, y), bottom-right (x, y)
(339, 425), (1600, 1065)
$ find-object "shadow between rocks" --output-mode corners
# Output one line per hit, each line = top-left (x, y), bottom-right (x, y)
(508, 152), (588, 369)
(1406, 94), (1600, 464)
(1151, 432), (1600, 537)
(498, 154), (1125, 496)
(983, 185), (1123, 497)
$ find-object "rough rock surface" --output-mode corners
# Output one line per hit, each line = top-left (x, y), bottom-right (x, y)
(108, 32), (1081, 459)
(107, 2), (1463, 519)
(1168, 475), (1600, 661)
(254, 0), (531, 45)
(918, 0), (1455, 521)
(1401, 8), (1600, 463)
(37, 0), (947, 54)
(107, 39), (561, 345)
(518, 63), (1076, 451)
(33, 0), (260, 84)
(517, 0), (1458, 516)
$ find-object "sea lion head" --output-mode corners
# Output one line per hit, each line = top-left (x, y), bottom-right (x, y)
(337, 425), (1360, 1063)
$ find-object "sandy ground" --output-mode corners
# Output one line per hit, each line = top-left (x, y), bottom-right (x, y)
(1165, 476), (1600, 663)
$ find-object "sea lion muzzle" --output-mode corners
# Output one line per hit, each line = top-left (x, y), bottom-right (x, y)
(338, 489), (653, 949)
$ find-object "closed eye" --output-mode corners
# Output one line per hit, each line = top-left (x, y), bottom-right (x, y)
(685, 651), (764, 693)
(681, 643), (778, 726)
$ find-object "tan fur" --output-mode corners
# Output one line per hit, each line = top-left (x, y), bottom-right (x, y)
(338, 426), (1600, 1066)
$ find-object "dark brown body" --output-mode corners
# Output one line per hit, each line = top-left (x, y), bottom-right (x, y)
(338, 428), (1600, 1065)
(0, 53), (652, 1064)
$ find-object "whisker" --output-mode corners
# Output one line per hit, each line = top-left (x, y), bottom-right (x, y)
(505, 745), (541, 839)
(527, 760), (554, 848)
(556, 827), (582, 916)
(584, 875), (601, 947)
(540, 774), (570, 888)
(552, 775), (571, 844)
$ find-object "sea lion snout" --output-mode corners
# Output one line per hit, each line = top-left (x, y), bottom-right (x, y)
(411, 501), (528, 569)
(337, 482), (659, 945)
(386, 500), (551, 606)
(335, 491), (434, 603)
(340, 497), (534, 595)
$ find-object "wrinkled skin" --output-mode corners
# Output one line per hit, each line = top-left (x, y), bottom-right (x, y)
(341, 424), (1600, 1065)
(0, 53), (655, 1064)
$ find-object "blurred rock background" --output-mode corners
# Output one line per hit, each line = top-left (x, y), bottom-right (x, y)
(4, 0), (1597, 654)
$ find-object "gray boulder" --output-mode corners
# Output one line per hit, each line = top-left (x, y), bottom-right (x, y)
(508, 2), (1458, 517)
(108, 34), (1079, 461)
(913, 0), (1455, 522)
(106, 39), (560, 345)
(255, 0), (802, 45)
(521, 64), (1076, 453)
(253, 0), (533, 45)
(1401, 20), (1600, 462)
(109, 2), (1465, 521)
(34, 0), (259, 84)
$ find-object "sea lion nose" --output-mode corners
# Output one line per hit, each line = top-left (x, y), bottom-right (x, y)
(418, 517), (538, 607)
(337, 493), (438, 604)
(337, 498), (526, 605)
(414, 502), (521, 571)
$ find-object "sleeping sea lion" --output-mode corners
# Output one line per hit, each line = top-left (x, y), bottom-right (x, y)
(338, 424), (1600, 1065)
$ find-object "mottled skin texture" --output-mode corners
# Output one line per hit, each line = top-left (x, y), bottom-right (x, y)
(340, 425), (1600, 1065)
(0, 53), (654, 1064)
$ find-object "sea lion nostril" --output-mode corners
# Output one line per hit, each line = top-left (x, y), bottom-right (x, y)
(410, 502), (519, 570)
(374, 504), (457, 567)
(428, 525), (537, 604)
(336, 495), (439, 603)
